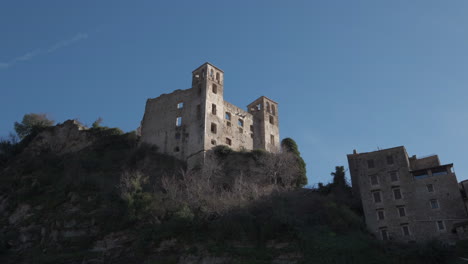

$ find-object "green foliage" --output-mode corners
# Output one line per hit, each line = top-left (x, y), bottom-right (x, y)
(14, 113), (54, 139)
(213, 145), (233, 158)
(281, 138), (307, 187)
(91, 117), (103, 128)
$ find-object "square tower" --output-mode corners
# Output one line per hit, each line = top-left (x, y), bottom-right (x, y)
(248, 96), (280, 152)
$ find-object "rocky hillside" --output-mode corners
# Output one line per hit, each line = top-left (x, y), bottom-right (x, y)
(0, 121), (466, 264)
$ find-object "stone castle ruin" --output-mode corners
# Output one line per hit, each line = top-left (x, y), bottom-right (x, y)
(140, 62), (280, 166)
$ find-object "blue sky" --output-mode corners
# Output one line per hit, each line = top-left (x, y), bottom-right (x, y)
(1, 0), (468, 186)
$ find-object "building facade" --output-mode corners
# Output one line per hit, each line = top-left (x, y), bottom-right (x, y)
(347, 146), (468, 243)
(140, 62), (280, 166)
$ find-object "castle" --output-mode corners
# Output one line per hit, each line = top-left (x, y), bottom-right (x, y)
(348, 146), (468, 243)
(140, 62), (280, 166)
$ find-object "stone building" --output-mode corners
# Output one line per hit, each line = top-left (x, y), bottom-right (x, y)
(347, 146), (468, 243)
(140, 62), (280, 166)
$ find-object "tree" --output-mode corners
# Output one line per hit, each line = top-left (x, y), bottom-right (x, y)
(331, 166), (347, 189)
(281, 138), (307, 187)
(14, 113), (54, 139)
(92, 117), (103, 128)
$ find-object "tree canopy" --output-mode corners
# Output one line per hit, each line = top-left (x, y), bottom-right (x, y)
(14, 113), (54, 139)
(281, 137), (307, 187)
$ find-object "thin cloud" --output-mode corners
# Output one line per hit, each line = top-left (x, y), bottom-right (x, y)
(47, 33), (88, 53)
(0, 32), (89, 70)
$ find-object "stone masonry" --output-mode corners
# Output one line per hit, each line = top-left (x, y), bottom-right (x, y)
(347, 146), (468, 243)
(140, 62), (280, 166)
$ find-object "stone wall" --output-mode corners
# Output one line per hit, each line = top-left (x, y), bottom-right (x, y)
(348, 146), (468, 243)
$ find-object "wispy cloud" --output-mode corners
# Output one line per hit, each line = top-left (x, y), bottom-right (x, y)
(0, 32), (89, 70)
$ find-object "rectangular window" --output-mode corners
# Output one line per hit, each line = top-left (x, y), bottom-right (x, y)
(427, 184), (434, 192)
(250, 125), (254, 132)
(176, 117), (182, 127)
(393, 188), (402, 200)
(380, 229), (388, 240)
(437, 220), (445, 231)
(367, 159), (375, 169)
(238, 119), (244, 127)
(175, 133), (181, 140)
(386, 155), (394, 165)
(389, 171), (399, 182)
(269, 115), (274, 125)
(413, 170), (429, 179)
(212, 104), (217, 115)
(225, 137), (232, 146)
(372, 191), (382, 203)
(430, 199), (439, 209)
(177, 102), (184, 109)
(402, 225), (410, 236)
(238, 128), (243, 134)
(227, 121), (231, 127)
(376, 209), (385, 220)
(212, 84), (217, 94)
(398, 206), (406, 217)
(225, 112), (231, 120)
(211, 123), (217, 134)
(196, 104), (201, 120)
(369, 174), (379, 186)
(271, 135), (275, 146)
(432, 167), (448, 176)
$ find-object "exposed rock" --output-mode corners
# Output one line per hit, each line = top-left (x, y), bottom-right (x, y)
(8, 204), (31, 224)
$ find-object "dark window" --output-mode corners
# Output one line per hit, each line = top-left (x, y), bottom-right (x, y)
(174, 146), (180, 152)
(211, 139), (216, 145)
(393, 188), (402, 200)
(225, 112), (231, 120)
(226, 138), (232, 146)
(269, 115), (274, 125)
(437, 221), (445, 231)
(377, 210), (385, 220)
(211, 123), (217, 134)
(402, 225), (410, 236)
(369, 174), (379, 185)
(175, 133), (181, 140)
(430, 199), (439, 209)
(427, 184), (434, 192)
(227, 121), (231, 127)
(398, 206), (406, 217)
(212, 84), (217, 94)
(212, 104), (217, 115)
(367, 159), (375, 169)
(196, 104), (201, 120)
(271, 135), (275, 145)
(432, 167), (448, 176)
(381, 229), (388, 240)
(216, 72), (220, 82)
(198, 84), (202, 95)
(389, 171), (399, 182)
(372, 191), (382, 203)
(238, 119), (244, 127)
(250, 133), (254, 138)
(271, 105), (276, 116)
(250, 125), (254, 132)
(386, 155), (394, 165)
(413, 170), (429, 179)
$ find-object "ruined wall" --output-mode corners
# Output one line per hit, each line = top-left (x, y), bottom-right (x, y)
(348, 146), (467, 243)
(140, 88), (205, 164)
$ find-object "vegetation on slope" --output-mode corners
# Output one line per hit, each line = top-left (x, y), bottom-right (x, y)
(0, 118), (466, 263)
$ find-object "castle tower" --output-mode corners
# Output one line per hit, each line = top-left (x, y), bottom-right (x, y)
(191, 63), (225, 150)
(248, 96), (280, 152)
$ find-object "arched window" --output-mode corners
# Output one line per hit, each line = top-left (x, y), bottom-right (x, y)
(210, 69), (214, 77)
(271, 105), (276, 116)
(266, 102), (271, 113)
(216, 72), (220, 82)
(202, 69), (205, 79)
(212, 84), (217, 94)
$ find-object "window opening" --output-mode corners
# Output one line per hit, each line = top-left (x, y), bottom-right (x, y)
(212, 84), (217, 94)
(238, 119), (244, 127)
(393, 188), (402, 200)
(211, 123), (217, 134)
(177, 102), (184, 109)
(387, 155), (394, 165)
(377, 209), (385, 220)
(174, 147), (180, 152)
(271, 105), (276, 115)
(269, 115), (274, 125)
(212, 104), (217, 115)
(402, 225), (410, 236)
(380, 229), (388, 240)
(176, 117), (182, 127)
(225, 137), (232, 146)
(427, 184), (434, 192)
(211, 139), (216, 145)
(430, 199), (439, 209)
(398, 206), (406, 217)
(367, 159), (375, 169)
(389, 171), (399, 182)
(437, 221), (445, 231)
(225, 112), (231, 120)
(372, 191), (382, 203)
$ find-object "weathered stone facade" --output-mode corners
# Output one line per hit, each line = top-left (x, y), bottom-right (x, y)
(347, 146), (468, 243)
(140, 62), (280, 166)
